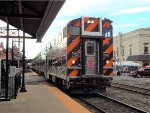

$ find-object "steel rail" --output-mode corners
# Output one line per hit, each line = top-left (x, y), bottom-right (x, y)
(113, 82), (150, 90)
(112, 83), (150, 95)
(97, 93), (149, 113)
(78, 96), (106, 113)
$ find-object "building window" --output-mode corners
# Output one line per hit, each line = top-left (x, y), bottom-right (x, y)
(144, 43), (149, 54)
(122, 46), (124, 56)
(113, 51), (116, 61)
(144, 46), (148, 54)
(130, 45), (132, 55)
(117, 47), (119, 57)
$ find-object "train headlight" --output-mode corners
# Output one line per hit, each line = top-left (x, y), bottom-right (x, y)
(87, 20), (94, 24)
(87, 20), (91, 23)
(106, 60), (109, 64)
(91, 20), (94, 23)
(72, 60), (75, 64)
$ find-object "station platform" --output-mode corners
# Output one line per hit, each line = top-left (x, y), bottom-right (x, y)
(0, 70), (91, 113)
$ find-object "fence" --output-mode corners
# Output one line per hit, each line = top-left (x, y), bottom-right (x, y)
(0, 73), (21, 100)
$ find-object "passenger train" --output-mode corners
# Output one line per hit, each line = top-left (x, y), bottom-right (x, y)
(31, 17), (113, 93)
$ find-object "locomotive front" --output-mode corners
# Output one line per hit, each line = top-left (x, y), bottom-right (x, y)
(65, 17), (113, 93)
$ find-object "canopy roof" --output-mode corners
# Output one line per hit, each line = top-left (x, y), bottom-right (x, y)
(127, 55), (150, 62)
(114, 61), (141, 66)
(0, 0), (65, 41)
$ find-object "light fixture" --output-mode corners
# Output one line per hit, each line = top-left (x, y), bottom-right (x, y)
(106, 60), (110, 64)
(72, 60), (75, 64)
(91, 20), (94, 23)
(87, 20), (91, 23)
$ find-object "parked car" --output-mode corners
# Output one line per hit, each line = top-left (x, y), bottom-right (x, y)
(145, 65), (150, 68)
(130, 67), (150, 78)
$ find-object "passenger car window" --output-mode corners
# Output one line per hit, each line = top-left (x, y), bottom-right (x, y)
(69, 26), (80, 35)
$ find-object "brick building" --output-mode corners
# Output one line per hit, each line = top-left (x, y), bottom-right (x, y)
(0, 42), (21, 60)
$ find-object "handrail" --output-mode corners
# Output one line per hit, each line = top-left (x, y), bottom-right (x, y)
(14, 72), (21, 99)
(0, 72), (22, 100)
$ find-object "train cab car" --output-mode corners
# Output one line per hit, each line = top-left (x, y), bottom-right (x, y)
(31, 17), (113, 94)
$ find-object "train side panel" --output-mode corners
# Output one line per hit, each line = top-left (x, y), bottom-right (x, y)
(67, 18), (81, 79)
(46, 32), (67, 81)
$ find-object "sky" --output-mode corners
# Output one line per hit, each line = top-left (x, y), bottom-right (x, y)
(0, 0), (150, 59)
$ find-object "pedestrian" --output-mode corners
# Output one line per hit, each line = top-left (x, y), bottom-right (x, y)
(1, 60), (6, 73)
(1, 60), (6, 87)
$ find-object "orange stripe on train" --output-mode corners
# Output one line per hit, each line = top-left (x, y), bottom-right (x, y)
(103, 69), (107, 75)
(75, 20), (81, 27)
(67, 33), (71, 39)
(67, 57), (78, 67)
(103, 69), (113, 76)
(68, 69), (79, 76)
(67, 36), (80, 53)
(84, 19), (98, 32)
(104, 44), (113, 54)
(103, 38), (111, 46)
(103, 21), (111, 28)
(84, 18), (89, 23)
(110, 72), (113, 76)
(77, 49), (80, 53)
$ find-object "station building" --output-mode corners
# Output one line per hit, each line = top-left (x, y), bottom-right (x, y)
(0, 42), (21, 60)
(113, 27), (150, 66)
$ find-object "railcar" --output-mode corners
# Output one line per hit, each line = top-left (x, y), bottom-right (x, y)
(31, 17), (113, 93)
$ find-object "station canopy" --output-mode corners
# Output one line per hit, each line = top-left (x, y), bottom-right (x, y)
(0, 0), (65, 42)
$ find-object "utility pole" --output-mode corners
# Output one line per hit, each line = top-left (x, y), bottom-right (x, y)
(119, 32), (123, 73)
(119, 32), (123, 61)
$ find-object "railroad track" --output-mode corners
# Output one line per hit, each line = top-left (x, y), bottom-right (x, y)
(112, 83), (150, 95)
(77, 94), (148, 113)
(78, 96), (106, 113)
(97, 93), (148, 113)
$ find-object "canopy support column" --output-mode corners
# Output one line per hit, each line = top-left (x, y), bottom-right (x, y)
(5, 19), (10, 100)
(20, 31), (27, 92)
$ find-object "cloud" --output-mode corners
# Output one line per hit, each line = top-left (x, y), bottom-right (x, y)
(136, 18), (150, 22)
(114, 23), (140, 28)
(50, 19), (70, 29)
(25, 0), (150, 59)
(57, 0), (108, 17)
(110, 7), (150, 16)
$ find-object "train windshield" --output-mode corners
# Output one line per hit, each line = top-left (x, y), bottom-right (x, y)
(86, 43), (95, 56)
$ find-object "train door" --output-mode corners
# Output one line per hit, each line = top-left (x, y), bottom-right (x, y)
(84, 40), (98, 75)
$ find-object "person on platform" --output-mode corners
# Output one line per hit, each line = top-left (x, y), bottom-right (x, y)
(1, 60), (6, 88)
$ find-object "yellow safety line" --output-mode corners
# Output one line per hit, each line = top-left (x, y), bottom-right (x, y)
(42, 85), (91, 113)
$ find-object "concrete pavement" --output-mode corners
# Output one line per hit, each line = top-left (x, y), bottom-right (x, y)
(0, 70), (91, 113)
